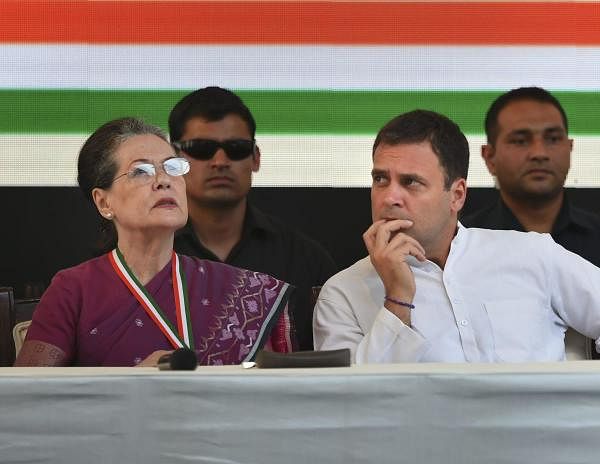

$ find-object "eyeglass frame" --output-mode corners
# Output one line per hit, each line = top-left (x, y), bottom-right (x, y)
(112, 157), (190, 184)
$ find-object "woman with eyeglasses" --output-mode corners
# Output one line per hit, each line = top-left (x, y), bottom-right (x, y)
(14, 117), (294, 367)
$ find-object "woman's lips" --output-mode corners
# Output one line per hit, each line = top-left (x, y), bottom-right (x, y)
(153, 198), (178, 208)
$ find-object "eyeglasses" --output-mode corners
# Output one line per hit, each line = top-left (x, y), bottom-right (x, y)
(113, 157), (190, 184)
(172, 138), (256, 161)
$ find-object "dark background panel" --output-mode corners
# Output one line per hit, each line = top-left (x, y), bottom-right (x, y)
(1, 186), (599, 298)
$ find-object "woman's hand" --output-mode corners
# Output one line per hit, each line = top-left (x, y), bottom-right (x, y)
(135, 350), (173, 367)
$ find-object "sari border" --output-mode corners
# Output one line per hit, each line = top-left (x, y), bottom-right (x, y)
(243, 282), (294, 362)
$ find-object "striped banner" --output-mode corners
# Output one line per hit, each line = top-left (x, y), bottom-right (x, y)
(1, 1), (599, 187)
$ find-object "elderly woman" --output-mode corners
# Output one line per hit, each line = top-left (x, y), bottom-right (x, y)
(15, 118), (294, 367)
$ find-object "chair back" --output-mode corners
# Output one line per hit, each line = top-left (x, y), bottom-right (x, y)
(0, 288), (40, 365)
(14, 298), (39, 324)
(0, 287), (15, 366)
(564, 328), (594, 361)
(12, 320), (31, 356)
(310, 286), (322, 310)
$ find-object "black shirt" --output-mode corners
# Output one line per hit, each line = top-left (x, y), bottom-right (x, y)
(174, 205), (338, 351)
(462, 195), (600, 267)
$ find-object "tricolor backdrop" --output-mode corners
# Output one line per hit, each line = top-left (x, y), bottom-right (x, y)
(1, 0), (599, 188)
(2, 1), (600, 295)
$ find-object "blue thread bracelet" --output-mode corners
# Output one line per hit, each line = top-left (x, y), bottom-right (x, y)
(384, 296), (415, 310)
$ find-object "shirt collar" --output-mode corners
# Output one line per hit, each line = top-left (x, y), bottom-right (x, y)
(553, 194), (595, 234)
(176, 203), (275, 241)
(405, 223), (464, 272)
(494, 199), (526, 231)
(244, 204), (276, 236)
(493, 194), (593, 235)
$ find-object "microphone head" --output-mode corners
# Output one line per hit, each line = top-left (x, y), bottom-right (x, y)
(169, 348), (198, 370)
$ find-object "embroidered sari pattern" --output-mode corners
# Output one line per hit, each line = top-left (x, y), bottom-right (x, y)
(196, 268), (290, 365)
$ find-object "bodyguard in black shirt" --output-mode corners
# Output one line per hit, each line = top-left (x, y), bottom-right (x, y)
(169, 87), (337, 350)
(463, 194), (600, 268)
(463, 87), (600, 267)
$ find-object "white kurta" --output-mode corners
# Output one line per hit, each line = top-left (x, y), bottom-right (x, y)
(314, 225), (600, 364)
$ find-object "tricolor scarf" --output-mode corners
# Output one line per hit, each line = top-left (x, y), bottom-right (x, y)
(108, 250), (294, 364)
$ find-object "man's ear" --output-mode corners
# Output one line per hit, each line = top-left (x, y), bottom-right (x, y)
(92, 187), (113, 219)
(450, 178), (467, 214)
(252, 145), (261, 173)
(481, 143), (497, 176)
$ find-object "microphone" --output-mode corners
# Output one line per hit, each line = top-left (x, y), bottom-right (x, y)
(157, 348), (198, 370)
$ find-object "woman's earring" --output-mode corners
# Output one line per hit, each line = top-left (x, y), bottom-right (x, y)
(104, 212), (113, 220)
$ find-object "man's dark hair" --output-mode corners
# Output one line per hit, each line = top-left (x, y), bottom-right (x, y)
(373, 109), (469, 189)
(168, 86), (256, 142)
(485, 87), (569, 145)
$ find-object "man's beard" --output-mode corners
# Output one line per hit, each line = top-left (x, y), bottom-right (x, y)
(506, 181), (563, 208)
(198, 194), (245, 210)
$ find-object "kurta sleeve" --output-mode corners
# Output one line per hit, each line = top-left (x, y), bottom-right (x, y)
(544, 235), (600, 354)
(313, 274), (431, 363)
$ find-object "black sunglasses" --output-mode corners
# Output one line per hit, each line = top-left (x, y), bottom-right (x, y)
(172, 138), (256, 161)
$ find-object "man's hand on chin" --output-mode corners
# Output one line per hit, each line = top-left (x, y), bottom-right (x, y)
(363, 219), (426, 325)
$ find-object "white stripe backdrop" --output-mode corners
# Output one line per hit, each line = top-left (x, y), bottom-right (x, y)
(3, 134), (600, 187)
(1, 45), (599, 90)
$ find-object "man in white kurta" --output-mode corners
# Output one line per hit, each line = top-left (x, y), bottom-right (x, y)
(313, 110), (600, 364)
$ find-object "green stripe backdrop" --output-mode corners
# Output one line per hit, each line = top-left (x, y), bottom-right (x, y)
(2, 90), (600, 135)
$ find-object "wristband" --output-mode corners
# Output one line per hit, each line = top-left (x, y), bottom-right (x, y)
(384, 295), (415, 310)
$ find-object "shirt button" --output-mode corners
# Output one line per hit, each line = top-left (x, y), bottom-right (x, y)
(459, 320), (469, 326)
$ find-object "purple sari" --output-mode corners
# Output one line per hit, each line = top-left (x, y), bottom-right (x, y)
(25, 254), (294, 366)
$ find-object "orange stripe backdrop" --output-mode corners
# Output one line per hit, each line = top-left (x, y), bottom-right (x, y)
(1, 1), (599, 45)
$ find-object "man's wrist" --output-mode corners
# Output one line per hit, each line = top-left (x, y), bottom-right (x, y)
(384, 295), (415, 309)
(383, 295), (413, 326)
